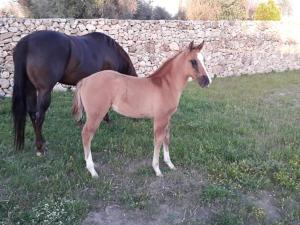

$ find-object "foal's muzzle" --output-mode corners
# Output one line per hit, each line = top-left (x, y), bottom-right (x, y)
(197, 75), (210, 87)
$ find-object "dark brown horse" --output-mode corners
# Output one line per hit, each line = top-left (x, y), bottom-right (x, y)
(12, 30), (137, 155)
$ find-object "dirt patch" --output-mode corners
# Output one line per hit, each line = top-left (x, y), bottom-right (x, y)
(83, 202), (212, 225)
(83, 205), (149, 225)
(0, 184), (9, 203)
(82, 155), (286, 225)
(82, 156), (212, 225)
(245, 191), (281, 224)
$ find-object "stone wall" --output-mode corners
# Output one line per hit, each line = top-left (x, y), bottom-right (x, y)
(1, 18), (300, 96)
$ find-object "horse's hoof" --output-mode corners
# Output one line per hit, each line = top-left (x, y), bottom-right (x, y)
(35, 143), (48, 157)
(103, 114), (110, 123)
(155, 171), (163, 177)
(36, 150), (46, 156)
(76, 121), (84, 128)
(91, 172), (99, 178)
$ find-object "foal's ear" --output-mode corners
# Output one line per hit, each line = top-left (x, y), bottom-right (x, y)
(188, 41), (194, 51)
(196, 40), (205, 51)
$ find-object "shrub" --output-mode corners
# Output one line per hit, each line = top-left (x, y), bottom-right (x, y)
(185, 0), (247, 20)
(255, 0), (281, 21)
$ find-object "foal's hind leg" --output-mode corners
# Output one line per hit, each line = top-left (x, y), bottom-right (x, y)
(163, 122), (176, 170)
(82, 113), (105, 177)
(152, 117), (170, 177)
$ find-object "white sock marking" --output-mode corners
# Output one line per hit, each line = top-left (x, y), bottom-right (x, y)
(152, 147), (163, 177)
(86, 152), (98, 177)
(163, 143), (175, 169)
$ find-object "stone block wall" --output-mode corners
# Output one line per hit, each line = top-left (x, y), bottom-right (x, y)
(1, 18), (300, 96)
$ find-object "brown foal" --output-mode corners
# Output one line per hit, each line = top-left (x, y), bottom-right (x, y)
(72, 41), (212, 177)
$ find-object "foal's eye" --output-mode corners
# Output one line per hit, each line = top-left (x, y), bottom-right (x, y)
(190, 60), (197, 67)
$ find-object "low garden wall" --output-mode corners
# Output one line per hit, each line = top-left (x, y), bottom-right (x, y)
(1, 18), (300, 96)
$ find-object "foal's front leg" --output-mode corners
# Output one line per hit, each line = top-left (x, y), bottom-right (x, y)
(163, 123), (176, 170)
(153, 117), (171, 177)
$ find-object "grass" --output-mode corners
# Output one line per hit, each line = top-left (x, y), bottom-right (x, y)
(0, 71), (300, 224)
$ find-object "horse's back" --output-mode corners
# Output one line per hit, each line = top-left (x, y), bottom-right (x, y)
(20, 30), (70, 57)
(79, 70), (154, 118)
(76, 32), (133, 73)
(81, 70), (124, 87)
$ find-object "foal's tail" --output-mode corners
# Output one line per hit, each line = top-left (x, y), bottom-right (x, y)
(72, 81), (84, 123)
(12, 39), (28, 150)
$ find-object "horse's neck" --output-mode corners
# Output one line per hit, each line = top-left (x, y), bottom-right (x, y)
(148, 53), (188, 94)
(165, 58), (189, 93)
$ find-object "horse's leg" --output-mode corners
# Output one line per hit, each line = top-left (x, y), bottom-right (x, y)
(163, 122), (176, 170)
(35, 89), (52, 156)
(26, 81), (38, 144)
(152, 117), (170, 177)
(82, 113), (105, 177)
(103, 113), (110, 123)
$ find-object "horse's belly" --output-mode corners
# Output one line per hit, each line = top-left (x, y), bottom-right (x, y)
(111, 102), (152, 118)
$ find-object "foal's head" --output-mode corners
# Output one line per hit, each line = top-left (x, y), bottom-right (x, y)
(181, 41), (212, 87)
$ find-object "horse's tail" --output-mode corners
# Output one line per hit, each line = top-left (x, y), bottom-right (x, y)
(72, 81), (84, 123)
(12, 39), (28, 150)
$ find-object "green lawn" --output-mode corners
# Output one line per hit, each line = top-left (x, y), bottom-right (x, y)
(0, 71), (300, 225)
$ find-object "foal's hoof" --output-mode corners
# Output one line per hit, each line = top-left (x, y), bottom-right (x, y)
(170, 166), (177, 170)
(169, 164), (176, 170)
(75, 120), (84, 128)
(91, 172), (99, 178)
(92, 174), (99, 179)
(154, 170), (163, 177)
(156, 173), (164, 177)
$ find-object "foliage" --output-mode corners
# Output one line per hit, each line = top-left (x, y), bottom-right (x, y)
(20, 0), (94, 18)
(17, 0), (171, 20)
(278, 0), (292, 17)
(185, 0), (247, 20)
(133, 0), (153, 20)
(255, 0), (281, 21)
(152, 6), (171, 20)
(133, 0), (172, 20)
(0, 0), (28, 17)
(218, 0), (247, 20)
(174, 9), (186, 20)
(186, 0), (220, 20)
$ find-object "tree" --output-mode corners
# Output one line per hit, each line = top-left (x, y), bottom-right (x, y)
(278, 0), (292, 17)
(174, 10), (186, 20)
(18, 0), (138, 19)
(186, 0), (220, 20)
(133, 0), (152, 20)
(255, 0), (281, 21)
(117, 0), (138, 19)
(17, 0), (171, 20)
(0, 0), (28, 17)
(19, 0), (96, 18)
(152, 6), (171, 20)
(218, 0), (247, 20)
(185, 0), (247, 20)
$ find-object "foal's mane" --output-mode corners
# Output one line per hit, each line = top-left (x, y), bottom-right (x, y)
(147, 51), (182, 79)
